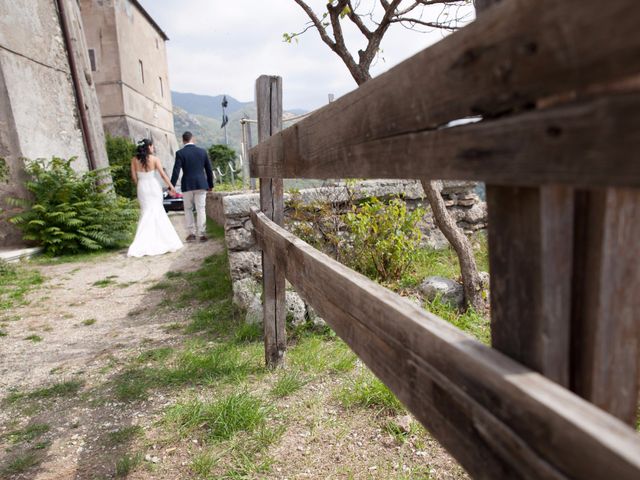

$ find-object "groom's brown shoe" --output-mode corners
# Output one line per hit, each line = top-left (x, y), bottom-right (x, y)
(186, 234), (196, 242)
(199, 235), (208, 243)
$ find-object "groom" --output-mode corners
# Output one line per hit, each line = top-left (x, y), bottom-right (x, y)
(171, 131), (214, 242)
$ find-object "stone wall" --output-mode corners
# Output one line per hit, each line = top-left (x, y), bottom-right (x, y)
(0, 0), (109, 247)
(209, 180), (487, 325)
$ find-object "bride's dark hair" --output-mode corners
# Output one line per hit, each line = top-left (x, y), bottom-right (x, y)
(136, 138), (153, 168)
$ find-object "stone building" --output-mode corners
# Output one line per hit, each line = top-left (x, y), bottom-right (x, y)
(79, 0), (179, 170)
(0, 0), (109, 247)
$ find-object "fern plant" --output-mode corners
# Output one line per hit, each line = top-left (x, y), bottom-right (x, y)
(9, 157), (138, 255)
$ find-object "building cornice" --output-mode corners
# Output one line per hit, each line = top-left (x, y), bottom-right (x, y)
(129, 0), (169, 41)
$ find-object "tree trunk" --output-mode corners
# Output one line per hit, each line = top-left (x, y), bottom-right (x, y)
(421, 180), (483, 311)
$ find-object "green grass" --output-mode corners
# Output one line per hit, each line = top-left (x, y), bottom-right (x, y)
(106, 425), (143, 446)
(115, 452), (142, 478)
(0, 452), (40, 476)
(337, 371), (405, 416)
(24, 334), (42, 342)
(93, 278), (116, 288)
(0, 329), (7, 337)
(4, 380), (83, 405)
(165, 392), (269, 442)
(136, 347), (173, 363)
(270, 369), (306, 398)
(112, 343), (259, 402)
(400, 232), (489, 289)
(82, 318), (96, 326)
(0, 261), (43, 309)
(32, 249), (116, 265)
(191, 451), (219, 477)
(234, 322), (262, 344)
(148, 280), (172, 290)
(424, 297), (490, 344)
(4, 423), (50, 444)
(289, 336), (357, 374)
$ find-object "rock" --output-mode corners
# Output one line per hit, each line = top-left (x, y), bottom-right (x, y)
(463, 202), (487, 224)
(226, 226), (254, 250)
(222, 193), (260, 216)
(395, 415), (413, 433)
(305, 303), (326, 327)
(419, 276), (464, 308)
(232, 278), (261, 310)
(286, 290), (306, 326)
(228, 251), (262, 281)
(245, 298), (263, 325)
(478, 271), (490, 289)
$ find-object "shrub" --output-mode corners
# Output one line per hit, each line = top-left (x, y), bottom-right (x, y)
(105, 134), (136, 199)
(9, 157), (137, 255)
(0, 157), (8, 183)
(345, 197), (424, 282)
(207, 144), (237, 172)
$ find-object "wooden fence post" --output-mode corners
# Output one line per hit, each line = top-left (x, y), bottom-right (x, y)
(477, 0), (574, 387)
(255, 75), (286, 368)
(570, 188), (640, 424)
(478, 0), (640, 425)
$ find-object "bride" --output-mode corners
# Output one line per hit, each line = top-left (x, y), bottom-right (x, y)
(127, 138), (183, 257)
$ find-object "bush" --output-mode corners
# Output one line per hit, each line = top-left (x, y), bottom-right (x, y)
(345, 197), (424, 282)
(106, 134), (136, 199)
(9, 157), (138, 255)
(0, 157), (9, 183)
(207, 144), (237, 172)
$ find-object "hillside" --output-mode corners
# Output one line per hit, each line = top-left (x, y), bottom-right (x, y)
(171, 92), (307, 154)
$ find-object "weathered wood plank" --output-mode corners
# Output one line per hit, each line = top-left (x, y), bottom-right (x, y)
(251, 207), (640, 479)
(250, 0), (640, 180)
(256, 75), (286, 368)
(250, 92), (640, 186)
(488, 186), (574, 385)
(479, 0), (573, 386)
(570, 188), (640, 424)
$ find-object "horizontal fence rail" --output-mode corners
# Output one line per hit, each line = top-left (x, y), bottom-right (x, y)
(250, 208), (640, 480)
(250, 0), (640, 186)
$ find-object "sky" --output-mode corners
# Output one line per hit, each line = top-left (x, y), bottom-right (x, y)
(137, 0), (474, 111)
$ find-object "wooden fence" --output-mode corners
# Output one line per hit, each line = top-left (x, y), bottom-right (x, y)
(248, 0), (640, 477)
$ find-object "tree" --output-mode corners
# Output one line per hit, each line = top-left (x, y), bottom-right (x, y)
(288, 0), (483, 310)
(207, 144), (237, 172)
(286, 1), (472, 84)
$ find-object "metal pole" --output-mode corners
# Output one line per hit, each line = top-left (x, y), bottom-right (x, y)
(247, 121), (256, 190)
(241, 119), (250, 189)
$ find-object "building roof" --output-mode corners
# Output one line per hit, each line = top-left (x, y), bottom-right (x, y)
(130, 0), (169, 41)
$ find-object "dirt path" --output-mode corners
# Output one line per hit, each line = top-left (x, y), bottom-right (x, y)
(0, 214), (221, 398)
(0, 213), (468, 480)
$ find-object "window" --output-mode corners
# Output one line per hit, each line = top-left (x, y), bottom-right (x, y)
(88, 49), (96, 72)
(139, 60), (144, 83)
(159, 77), (164, 98)
(155, 38), (159, 49)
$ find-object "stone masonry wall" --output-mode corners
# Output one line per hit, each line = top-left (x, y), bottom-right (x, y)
(209, 180), (487, 325)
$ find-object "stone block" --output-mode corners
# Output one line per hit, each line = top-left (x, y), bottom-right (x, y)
(419, 276), (464, 309)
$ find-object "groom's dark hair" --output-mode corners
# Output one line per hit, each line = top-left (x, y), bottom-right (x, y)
(182, 131), (193, 143)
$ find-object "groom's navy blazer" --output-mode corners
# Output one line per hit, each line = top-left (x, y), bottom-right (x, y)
(170, 143), (214, 192)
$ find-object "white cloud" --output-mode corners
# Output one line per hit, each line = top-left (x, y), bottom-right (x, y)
(138, 0), (474, 110)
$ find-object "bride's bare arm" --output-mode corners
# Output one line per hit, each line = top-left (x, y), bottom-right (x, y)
(130, 157), (138, 185)
(154, 157), (176, 193)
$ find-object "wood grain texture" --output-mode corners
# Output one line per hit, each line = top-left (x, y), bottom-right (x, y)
(251, 207), (640, 480)
(250, 0), (640, 180)
(256, 75), (286, 368)
(488, 186), (574, 385)
(570, 188), (640, 424)
(251, 92), (640, 186)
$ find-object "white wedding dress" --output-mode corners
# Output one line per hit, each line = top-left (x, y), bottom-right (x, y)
(127, 171), (183, 257)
